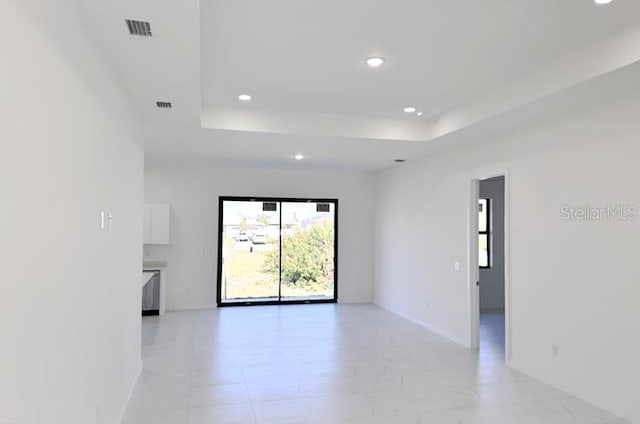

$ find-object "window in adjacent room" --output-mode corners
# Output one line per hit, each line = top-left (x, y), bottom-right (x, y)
(479, 198), (491, 268)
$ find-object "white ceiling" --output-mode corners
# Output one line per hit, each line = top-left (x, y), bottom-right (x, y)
(201, 0), (640, 119)
(79, 0), (640, 171)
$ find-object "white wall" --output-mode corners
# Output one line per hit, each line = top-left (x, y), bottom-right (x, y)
(0, 2), (144, 423)
(479, 177), (505, 310)
(144, 166), (374, 310)
(374, 99), (640, 423)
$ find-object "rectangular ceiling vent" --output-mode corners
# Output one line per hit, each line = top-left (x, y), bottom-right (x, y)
(156, 101), (172, 109)
(126, 19), (152, 37)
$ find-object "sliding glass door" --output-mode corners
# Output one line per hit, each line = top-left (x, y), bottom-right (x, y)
(218, 199), (281, 303)
(217, 197), (337, 306)
(280, 202), (335, 301)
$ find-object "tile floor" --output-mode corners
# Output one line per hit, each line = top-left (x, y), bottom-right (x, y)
(479, 309), (506, 364)
(121, 304), (628, 424)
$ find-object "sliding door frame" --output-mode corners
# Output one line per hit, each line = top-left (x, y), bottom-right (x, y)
(216, 196), (338, 307)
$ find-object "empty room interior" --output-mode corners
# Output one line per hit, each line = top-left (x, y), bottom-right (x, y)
(3, 0), (640, 423)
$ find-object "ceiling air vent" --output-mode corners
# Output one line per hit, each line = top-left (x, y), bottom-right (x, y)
(126, 19), (152, 37)
(156, 101), (172, 109)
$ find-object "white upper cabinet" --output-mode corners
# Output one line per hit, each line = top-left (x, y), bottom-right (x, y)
(144, 204), (171, 245)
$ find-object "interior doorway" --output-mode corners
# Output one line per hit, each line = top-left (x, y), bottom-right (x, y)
(217, 197), (338, 306)
(469, 172), (509, 362)
(479, 177), (506, 361)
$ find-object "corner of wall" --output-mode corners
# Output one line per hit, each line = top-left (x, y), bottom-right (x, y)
(115, 360), (143, 424)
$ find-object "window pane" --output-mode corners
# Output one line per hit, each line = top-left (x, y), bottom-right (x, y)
(220, 200), (280, 303)
(479, 234), (489, 267)
(280, 202), (335, 301)
(478, 199), (488, 232)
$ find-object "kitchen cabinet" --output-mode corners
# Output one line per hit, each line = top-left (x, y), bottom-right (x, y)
(143, 203), (170, 245)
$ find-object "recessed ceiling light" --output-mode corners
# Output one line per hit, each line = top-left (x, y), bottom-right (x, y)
(403, 107), (417, 113)
(366, 57), (385, 68)
(594, 0), (613, 4)
(416, 111), (424, 116)
(294, 154), (304, 160)
(238, 94), (252, 101)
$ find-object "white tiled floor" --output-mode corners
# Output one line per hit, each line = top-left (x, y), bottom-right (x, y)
(122, 304), (628, 424)
(479, 309), (506, 364)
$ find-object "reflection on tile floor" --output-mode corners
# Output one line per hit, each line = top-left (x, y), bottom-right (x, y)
(122, 304), (628, 424)
(480, 309), (505, 364)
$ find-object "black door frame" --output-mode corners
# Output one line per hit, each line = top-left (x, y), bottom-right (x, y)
(216, 196), (338, 307)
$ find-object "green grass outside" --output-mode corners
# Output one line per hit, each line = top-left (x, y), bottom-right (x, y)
(222, 237), (333, 300)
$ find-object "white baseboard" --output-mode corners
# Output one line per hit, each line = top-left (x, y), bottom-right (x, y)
(115, 360), (143, 424)
(374, 302), (470, 348)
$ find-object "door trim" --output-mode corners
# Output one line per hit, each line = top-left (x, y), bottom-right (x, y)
(216, 196), (339, 307)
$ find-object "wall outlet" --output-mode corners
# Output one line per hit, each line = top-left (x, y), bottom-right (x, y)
(552, 345), (559, 358)
(454, 262), (460, 271)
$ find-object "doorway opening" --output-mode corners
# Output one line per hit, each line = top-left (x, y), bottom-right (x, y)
(217, 196), (338, 306)
(469, 173), (509, 362)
